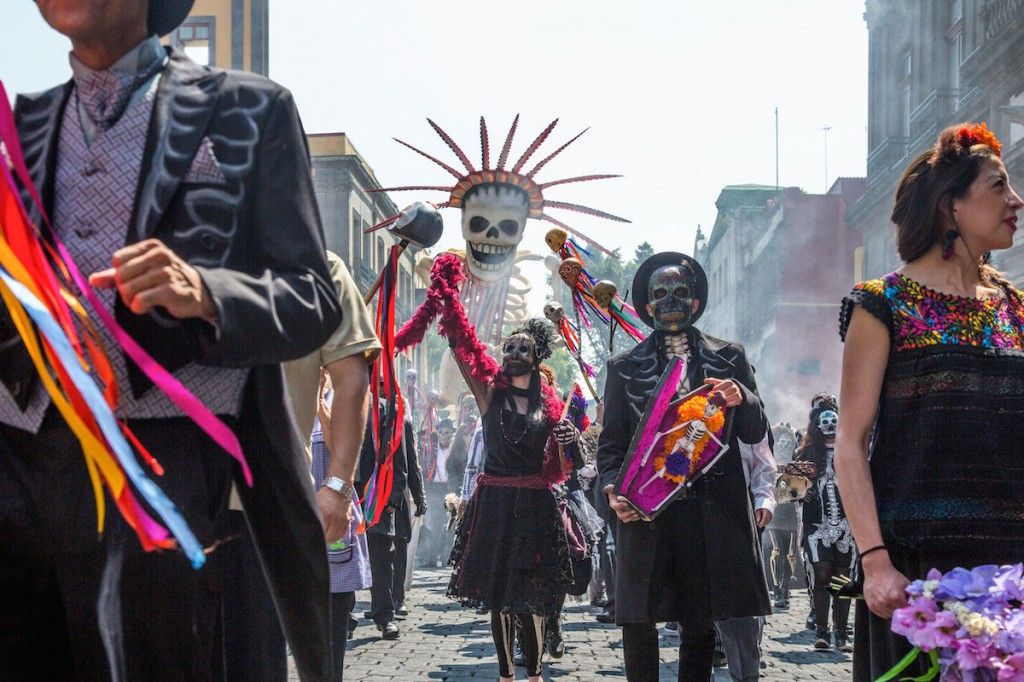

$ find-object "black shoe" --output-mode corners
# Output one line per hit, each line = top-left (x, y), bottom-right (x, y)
(590, 595), (609, 608)
(712, 650), (728, 668)
(595, 611), (615, 624)
(395, 603), (409, 618)
(814, 629), (830, 650)
(546, 631), (565, 659)
(364, 611), (373, 620)
(475, 605), (489, 615)
(378, 621), (400, 640)
(514, 640), (527, 667)
(805, 612), (816, 631)
(835, 636), (853, 653)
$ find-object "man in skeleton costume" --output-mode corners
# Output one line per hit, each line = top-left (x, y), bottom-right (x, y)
(597, 253), (770, 682)
(794, 393), (854, 652)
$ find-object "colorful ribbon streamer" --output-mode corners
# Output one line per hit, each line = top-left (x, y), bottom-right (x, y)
(0, 79), (253, 565)
(363, 244), (407, 527)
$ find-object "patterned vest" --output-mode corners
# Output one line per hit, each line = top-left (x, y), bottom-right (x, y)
(0, 79), (248, 431)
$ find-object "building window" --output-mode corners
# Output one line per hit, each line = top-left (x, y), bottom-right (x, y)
(949, 32), (962, 90)
(901, 85), (911, 139)
(361, 220), (371, 265)
(172, 17), (215, 66)
(950, 0), (963, 25)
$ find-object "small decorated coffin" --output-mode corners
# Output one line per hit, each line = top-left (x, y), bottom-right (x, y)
(614, 357), (735, 521)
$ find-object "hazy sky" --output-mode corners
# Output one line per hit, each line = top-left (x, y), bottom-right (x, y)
(2, 0), (868, 268)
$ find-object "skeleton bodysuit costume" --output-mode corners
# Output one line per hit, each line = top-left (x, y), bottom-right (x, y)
(801, 410), (854, 564)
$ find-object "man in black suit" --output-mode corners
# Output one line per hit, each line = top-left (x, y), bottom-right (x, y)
(597, 253), (771, 682)
(356, 398), (417, 639)
(0, 2), (340, 679)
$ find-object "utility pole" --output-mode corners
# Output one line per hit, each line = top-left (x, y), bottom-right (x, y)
(775, 107), (780, 190)
(823, 125), (833, 192)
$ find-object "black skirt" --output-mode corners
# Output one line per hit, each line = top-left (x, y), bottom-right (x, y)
(447, 482), (572, 616)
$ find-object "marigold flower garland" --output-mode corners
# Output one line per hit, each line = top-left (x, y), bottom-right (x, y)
(652, 394), (726, 484)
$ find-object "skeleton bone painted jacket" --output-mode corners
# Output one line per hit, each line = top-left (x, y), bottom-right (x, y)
(597, 328), (772, 623)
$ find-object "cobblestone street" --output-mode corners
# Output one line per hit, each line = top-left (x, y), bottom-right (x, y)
(290, 569), (852, 681)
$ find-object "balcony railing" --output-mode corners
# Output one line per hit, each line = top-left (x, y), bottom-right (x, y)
(355, 262), (375, 295)
(866, 137), (910, 186)
(909, 89), (959, 153)
(982, 0), (1024, 40)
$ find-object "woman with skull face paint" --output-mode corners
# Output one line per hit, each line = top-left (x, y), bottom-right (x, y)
(794, 393), (854, 653)
(834, 124), (1024, 681)
(435, 312), (578, 682)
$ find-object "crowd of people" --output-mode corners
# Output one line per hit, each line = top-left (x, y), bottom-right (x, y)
(2, 2), (1023, 682)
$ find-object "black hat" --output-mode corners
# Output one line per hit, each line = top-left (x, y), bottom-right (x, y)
(631, 252), (709, 329)
(149, 0), (196, 37)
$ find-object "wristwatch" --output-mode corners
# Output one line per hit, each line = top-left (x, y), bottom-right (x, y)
(322, 476), (357, 500)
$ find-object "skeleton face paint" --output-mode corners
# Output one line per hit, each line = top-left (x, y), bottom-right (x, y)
(559, 258), (583, 288)
(405, 368), (418, 384)
(817, 410), (838, 437)
(593, 280), (617, 309)
(461, 184), (529, 282)
(502, 333), (537, 377)
(545, 228), (568, 253)
(543, 300), (566, 325)
(647, 265), (697, 332)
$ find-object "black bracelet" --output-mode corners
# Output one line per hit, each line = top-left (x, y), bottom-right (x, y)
(859, 544), (888, 559)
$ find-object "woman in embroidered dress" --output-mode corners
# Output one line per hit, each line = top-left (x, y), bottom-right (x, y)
(835, 123), (1024, 680)
(394, 254), (577, 682)
(795, 393), (854, 653)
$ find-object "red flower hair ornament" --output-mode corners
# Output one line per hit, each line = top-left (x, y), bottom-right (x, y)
(935, 122), (1003, 163)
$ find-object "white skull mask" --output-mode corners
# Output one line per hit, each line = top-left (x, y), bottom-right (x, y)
(461, 184), (529, 282)
(817, 410), (838, 436)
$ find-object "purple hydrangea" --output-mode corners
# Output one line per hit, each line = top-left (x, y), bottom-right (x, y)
(889, 564), (1024, 681)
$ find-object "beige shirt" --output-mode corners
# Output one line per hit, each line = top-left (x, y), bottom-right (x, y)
(231, 251), (380, 509)
(283, 251), (381, 440)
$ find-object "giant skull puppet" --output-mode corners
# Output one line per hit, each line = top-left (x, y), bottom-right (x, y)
(370, 116), (628, 400)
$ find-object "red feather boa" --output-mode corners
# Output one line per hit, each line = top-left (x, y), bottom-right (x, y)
(395, 253), (568, 484)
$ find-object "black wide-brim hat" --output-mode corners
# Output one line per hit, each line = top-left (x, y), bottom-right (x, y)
(631, 252), (709, 328)
(149, 0), (196, 36)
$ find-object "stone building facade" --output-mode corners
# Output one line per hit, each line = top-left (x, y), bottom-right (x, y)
(850, 0), (1024, 280)
(697, 181), (865, 425)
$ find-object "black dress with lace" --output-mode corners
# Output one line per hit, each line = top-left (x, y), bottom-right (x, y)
(841, 273), (1024, 682)
(446, 403), (572, 616)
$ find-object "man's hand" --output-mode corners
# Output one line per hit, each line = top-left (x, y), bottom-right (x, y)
(316, 486), (352, 545)
(414, 501), (427, 517)
(703, 378), (744, 408)
(604, 484), (641, 523)
(89, 239), (216, 322)
(754, 508), (772, 528)
(553, 419), (580, 446)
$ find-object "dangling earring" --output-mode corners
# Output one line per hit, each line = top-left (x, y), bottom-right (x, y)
(942, 218), (961, 260)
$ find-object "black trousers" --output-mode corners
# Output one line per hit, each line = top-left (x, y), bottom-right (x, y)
(366, 533), (396, 625)
(622, 621), (716, 682)
(0, 408), (233, 681)
(330, 592), (355, 681)
(393, 536), (408, 609)
(217, 511), (287, 682)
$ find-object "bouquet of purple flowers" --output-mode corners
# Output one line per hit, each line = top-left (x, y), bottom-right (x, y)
(883, 564), (1024, 681)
